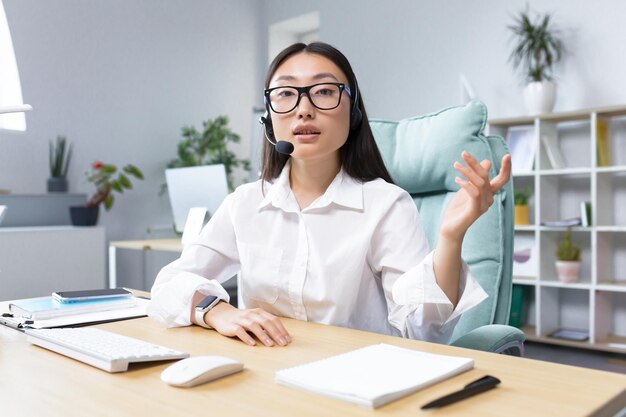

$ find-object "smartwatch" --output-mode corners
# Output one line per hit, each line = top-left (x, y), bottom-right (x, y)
(194, 295), (221, 329)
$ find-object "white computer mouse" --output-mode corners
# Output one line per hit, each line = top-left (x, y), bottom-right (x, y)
(160, 355), (244, 388)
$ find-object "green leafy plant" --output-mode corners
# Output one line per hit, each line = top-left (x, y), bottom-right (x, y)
(49, 135), (72, 178)
(514, 187), (532, 205)
(556, 230), (581, 261)
(166, 116), (251, 190)
(85, 161), (144, 210)
(508, 8), (565, 82)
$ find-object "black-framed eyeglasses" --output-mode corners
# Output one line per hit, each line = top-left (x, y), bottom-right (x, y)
(264, 82), (353, 114)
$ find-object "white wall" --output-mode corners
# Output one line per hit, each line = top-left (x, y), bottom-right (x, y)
(262, 0), (626, 120)
(1, 0), (262, 241)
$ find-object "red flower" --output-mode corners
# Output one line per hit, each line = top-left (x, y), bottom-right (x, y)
(92, 161), (103, 169)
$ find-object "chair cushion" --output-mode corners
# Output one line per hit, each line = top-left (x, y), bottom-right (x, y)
(370, 101), (510, 341)
(370, 101), (491, 194)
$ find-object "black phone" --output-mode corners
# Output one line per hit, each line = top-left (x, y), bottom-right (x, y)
(52, 288), (132, 303)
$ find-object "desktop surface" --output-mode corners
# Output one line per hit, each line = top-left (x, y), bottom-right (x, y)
(1, 313), (625, 416)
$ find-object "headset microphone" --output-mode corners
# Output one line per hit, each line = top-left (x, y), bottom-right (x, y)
(259, 114), (294, 155)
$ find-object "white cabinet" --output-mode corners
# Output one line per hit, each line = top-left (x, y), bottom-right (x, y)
(0, 226), (106, 300)
(489, 105), (626, 353)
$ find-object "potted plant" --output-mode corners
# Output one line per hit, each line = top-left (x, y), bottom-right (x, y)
(70, 161), (144, 226)
(165, 115), (251, 191)
(514, 187), (532, 225)
(508, 7), (566, 115)
(48, 135), (72, 192)
(555, 230), (581, 283)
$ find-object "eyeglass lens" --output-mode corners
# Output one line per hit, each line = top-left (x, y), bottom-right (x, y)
(268, 83), (343, 113)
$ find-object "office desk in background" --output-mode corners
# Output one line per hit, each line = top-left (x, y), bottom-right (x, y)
(108, 239), (239, 305)
(1, 309), (625, 416)
(108, 238), (182, 288)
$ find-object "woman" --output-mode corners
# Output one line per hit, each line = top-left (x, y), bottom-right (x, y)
(148, 42), (511, 347)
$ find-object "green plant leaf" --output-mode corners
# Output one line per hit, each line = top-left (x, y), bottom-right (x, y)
(118, 174), (132, 189)
(110, 181), (123, 193)
(101, 164), (117, 174)
(123, 164), (144, 179)
(104, 194), (114, 211)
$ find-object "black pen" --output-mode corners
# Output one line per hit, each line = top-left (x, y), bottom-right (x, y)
(421, 375), (501, 409)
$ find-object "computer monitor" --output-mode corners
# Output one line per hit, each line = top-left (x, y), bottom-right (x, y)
(165, 164), (229, 233)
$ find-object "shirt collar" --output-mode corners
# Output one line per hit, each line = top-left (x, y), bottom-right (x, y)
(257, 161), (364, 212)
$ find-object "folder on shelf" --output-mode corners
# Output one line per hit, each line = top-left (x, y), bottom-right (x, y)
(540, 130), (565, 169)
(596, 118), (611, 167)
(580, 201), (592, 227)
(509, 285), (528, 328)
(275, 343), (473, 408)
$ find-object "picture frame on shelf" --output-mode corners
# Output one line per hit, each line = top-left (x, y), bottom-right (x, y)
(507, 126), (535, 174)
(513, 234), (537, 278)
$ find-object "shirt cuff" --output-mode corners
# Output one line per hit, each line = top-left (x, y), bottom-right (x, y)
(147, 272), (230, 328)
(391, 251), (488, 325)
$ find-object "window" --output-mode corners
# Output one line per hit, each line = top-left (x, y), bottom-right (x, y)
(0, 1), (27, 131)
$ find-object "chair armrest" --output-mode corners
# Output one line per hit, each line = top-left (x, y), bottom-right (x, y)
(450, 324), (525, 356)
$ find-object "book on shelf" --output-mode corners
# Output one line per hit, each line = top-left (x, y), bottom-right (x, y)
(540, 218), (582, 227)
(596, 118), (611, 167)
(509, 285), (529, 328)
(549, 328), (589, 342)
(275, 343), (473, 409)
(580, 201), (592, 227)
(506, 126), (535, 174)
(9, 295), (136, 320)
(540, 126), (566, 169)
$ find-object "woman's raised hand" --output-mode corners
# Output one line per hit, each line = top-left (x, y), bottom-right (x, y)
(440, 151), (511, 241)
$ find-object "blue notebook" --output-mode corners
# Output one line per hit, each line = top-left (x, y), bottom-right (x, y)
(9, 296), (136, 320)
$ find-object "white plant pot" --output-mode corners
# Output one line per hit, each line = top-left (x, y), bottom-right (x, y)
(555, 260), (580, 283)
(523, 81), (556, 115)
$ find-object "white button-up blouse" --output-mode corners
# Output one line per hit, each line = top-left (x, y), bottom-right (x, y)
(148, 162), (488, 344)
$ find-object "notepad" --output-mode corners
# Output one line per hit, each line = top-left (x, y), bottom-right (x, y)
(9, 296), (136, 320)
(275, 343), (474, 408)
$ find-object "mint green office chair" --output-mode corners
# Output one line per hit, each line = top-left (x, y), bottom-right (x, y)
(370, 101), (525, 356)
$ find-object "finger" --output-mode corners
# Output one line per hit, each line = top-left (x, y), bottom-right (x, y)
(233, 325), (256, 346)
(245, 321), (275, 347)
(461, 151), (489, 179)
(490, 154), (512, 192)
(454, 161), (486, 190)
(258, 311), (291, 345)
(455, 177), (479, 199)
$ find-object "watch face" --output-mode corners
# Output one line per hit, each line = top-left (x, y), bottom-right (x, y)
(197, 295), (219, 310)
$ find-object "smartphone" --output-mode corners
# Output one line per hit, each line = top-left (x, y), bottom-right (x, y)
(52, 288), (132, 303)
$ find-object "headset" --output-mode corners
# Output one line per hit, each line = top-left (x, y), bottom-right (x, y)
(259, 78), (362, 155)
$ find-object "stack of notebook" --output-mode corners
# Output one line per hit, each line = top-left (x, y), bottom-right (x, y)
(2, 295), (148, 330)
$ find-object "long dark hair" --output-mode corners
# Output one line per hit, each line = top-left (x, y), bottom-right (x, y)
(260, 42), (393, 184)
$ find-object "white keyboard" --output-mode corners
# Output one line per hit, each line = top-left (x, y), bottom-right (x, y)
(25, 328), (189, 373)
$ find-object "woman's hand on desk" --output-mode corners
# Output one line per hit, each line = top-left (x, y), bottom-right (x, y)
(204, 302), (292, 347)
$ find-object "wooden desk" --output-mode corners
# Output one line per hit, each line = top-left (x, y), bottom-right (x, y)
(1, 316), (625, 417)
(108, 238), (182, 288)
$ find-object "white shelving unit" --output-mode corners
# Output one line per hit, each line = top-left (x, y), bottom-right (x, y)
(489, 105), (626, 353)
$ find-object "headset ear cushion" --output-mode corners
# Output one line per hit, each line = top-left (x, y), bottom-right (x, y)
(261, 110), (274, 135)
(350, 107), (362, 130)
